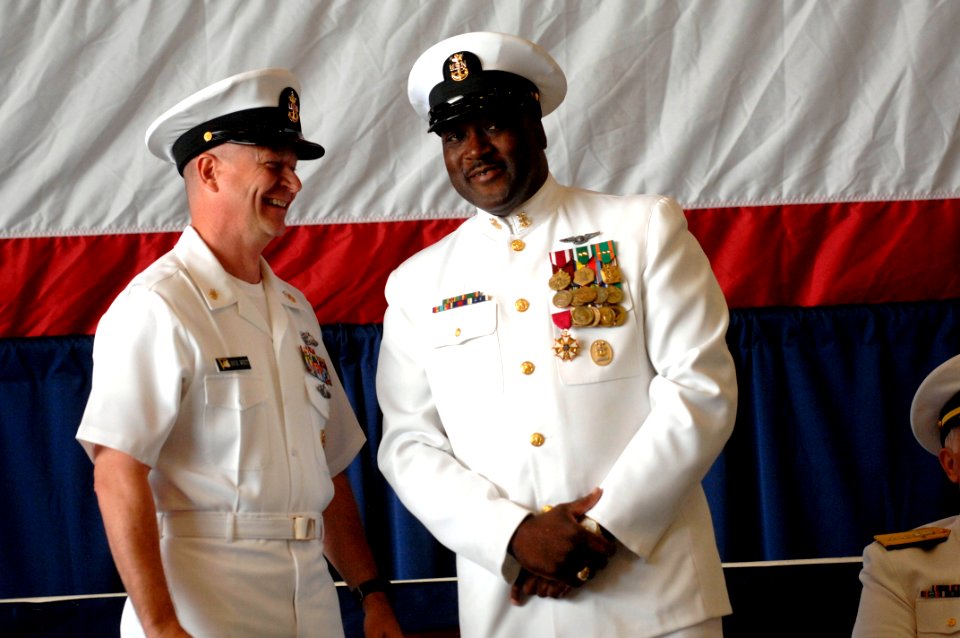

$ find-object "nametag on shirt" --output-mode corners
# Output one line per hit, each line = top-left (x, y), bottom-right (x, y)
(216, 356), (251, 371)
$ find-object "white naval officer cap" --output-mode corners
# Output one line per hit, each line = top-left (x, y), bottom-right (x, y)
(911, 354), (960, 455)
(145, 67), (325, 175)
(407, 31), (567, 132)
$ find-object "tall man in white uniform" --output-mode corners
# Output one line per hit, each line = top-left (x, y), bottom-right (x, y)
(77, 68), (402, 638)
(853, 354), (960, 636)
(376, 33), (738, 638)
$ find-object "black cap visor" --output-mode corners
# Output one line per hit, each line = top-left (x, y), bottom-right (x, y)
(172, 107), (325, 174)
(427, 71), (541, 132)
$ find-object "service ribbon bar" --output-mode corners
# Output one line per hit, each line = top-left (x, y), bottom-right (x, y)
(432, 291), (488, 313)
(920, 584), (960, 599)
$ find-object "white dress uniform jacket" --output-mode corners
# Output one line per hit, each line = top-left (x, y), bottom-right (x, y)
(854, 515), (960, 637)
(77, 226), (365, 638)
(377, 175), (737, 638)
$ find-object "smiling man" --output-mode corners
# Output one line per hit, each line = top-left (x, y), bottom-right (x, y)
(376, 33), (738, 638)
(76, 68), (401, 638)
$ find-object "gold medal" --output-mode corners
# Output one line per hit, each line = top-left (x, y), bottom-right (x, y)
(552, 330), (580, 361)
(572, 286), (597, 305)
(590, 339), (614, 366)
(593, 285), (609, 304)
(573, 267), (596, 286)
(552, 290), (573, 308)
(601, 263), (623, 284)
(590, 306), (602, 327)
(598, 306), (616, 327)
(549, 270), (572, 290)
(571, 306), (594, 327)
(605, 286), (624, 304)
(611, 305), (628, 326)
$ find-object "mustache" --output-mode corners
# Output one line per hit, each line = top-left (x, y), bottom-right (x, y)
(466, 160), (504, 178)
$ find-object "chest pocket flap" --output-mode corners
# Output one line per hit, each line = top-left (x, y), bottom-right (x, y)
(917, 598), (960, 635)
(305, 376), (332, 421)
(428, 301), (498, 348)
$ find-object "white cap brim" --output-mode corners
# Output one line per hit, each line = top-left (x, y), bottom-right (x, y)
(911, 354), (960, 454)
(407, 32), (566, 125)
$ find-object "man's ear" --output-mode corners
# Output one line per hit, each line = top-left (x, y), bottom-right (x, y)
(938, 446), (960, 484)
(194, 153), (219, 192)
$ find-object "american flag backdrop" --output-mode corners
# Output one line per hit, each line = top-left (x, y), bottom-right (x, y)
(3, 1), (959, 334)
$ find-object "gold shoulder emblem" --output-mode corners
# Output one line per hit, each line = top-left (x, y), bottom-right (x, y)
(874, 526), (950, 550)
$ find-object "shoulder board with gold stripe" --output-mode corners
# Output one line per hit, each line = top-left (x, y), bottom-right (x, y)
(874, 527), (951, 550)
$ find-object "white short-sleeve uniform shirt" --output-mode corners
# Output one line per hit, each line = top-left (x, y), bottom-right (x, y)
(78, 226), (365, 638)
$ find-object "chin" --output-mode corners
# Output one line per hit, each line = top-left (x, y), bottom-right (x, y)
(464, 190), (513, 214)
(259, 213), (288, 237)
(259, 223), (287, 239)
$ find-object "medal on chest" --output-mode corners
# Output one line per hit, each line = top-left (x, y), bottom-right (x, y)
(548, 239), (626, 365)
(299, 331), (332, 398)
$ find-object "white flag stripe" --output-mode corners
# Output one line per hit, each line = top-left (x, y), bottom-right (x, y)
(1, 1), (958, 239)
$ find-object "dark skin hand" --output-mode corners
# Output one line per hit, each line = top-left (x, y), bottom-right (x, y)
(508, 488), (617, 597)
(510, 569), (572, 605)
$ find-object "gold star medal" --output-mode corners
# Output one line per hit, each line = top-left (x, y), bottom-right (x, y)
(553, 330), (580, 361)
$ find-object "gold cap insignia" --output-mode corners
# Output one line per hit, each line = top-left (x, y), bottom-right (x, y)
(448, 52), (469, 82)
(287, 91), (300, 123)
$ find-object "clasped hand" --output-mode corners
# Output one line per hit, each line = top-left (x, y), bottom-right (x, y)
(507, 488), (616, 604)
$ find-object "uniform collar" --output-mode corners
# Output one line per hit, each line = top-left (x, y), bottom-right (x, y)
(475, 173), (562, 241)
(173, 225), (302, 313)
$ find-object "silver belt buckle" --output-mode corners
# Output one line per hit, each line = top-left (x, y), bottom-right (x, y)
(292, 516), (315, 540)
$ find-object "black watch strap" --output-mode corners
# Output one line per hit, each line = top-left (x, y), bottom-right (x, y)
(353, 576), (390, 602)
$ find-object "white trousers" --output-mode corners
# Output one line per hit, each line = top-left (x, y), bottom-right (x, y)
(660, 617), (723, 638)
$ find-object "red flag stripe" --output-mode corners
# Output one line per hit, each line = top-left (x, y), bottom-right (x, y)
(1, 200), (958, 338)
(0, 220), (464, 338)
(688, 199), (960, 308)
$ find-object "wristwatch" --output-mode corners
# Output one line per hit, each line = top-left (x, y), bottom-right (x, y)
(352, 576), (391, 602)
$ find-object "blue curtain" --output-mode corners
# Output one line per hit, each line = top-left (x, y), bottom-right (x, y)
(706, 301), (960, 562)
(2, 299), (960, 601)
(0, 336), (120, 599)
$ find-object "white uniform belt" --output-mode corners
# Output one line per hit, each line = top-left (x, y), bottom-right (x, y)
(157, 511), (323, 541)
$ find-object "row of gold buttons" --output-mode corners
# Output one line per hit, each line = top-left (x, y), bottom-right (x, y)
(516, 289), (544, 447)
